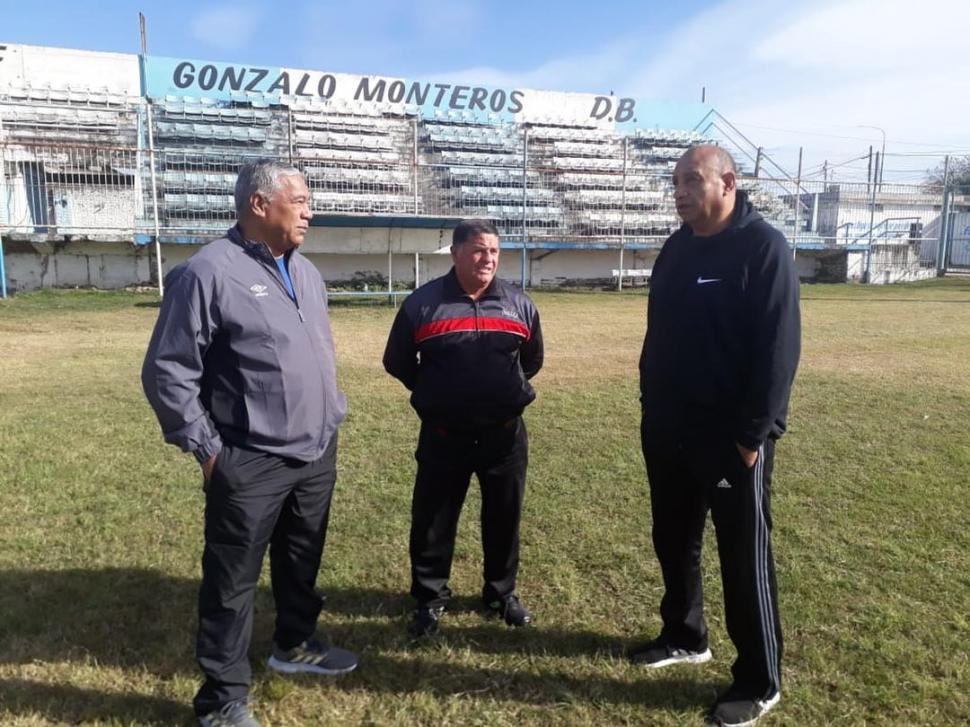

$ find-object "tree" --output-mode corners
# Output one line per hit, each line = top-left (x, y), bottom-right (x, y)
(925, 156), (970, 191)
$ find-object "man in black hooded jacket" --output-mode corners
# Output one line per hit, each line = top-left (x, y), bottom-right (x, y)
(631, 145), (800, 727)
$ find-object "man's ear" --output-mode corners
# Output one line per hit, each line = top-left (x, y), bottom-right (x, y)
(250, 192), (268, 219)
(721, 171), (737, 195)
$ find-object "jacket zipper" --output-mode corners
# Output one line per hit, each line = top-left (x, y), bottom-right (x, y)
(259, 246), (328, 447)
(259, 245), (305, 321)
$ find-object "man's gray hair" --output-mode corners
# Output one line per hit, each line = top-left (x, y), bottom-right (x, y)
(235, 159), (304, 216)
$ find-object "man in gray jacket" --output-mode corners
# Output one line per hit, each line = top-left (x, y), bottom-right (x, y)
(142, 159), (356, 727)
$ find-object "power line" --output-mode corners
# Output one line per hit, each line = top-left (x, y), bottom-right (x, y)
(727, 120), (970, 150)
(884, 150), (970, 158)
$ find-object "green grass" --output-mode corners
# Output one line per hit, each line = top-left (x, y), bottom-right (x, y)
(1, 279), (968, 726)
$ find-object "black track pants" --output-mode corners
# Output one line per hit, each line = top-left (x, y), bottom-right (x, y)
(193, 435), (337, 716)
(642, 421), (783, 699)
(409, 418), (528, 608)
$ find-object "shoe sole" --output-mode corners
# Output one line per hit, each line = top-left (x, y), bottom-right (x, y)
(267, 655), (357, 675)
(710, 691), (781, 726)
(639, 648), (712, 669)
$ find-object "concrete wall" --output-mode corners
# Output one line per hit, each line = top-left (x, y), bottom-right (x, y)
(4, 239), (153, 290)
(0, 233), (940, 293)
(844, 244), (936, 284)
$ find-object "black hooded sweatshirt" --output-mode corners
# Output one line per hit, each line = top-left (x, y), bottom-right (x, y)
(639, 190), (801, 449)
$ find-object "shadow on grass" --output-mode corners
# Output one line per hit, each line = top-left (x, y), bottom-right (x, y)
(0, 568), (722, 720)
(0, 568), (198, 675)
(134, 300), (162, 308)
(0, 679), (183, 726)
(315, 591), (633, 660)
(330, 652), (721, 711)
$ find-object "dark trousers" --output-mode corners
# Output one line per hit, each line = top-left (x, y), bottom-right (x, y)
(642, 420), (783, 699)
(410, 417), (528, 608)
(193, 435), (338, 716)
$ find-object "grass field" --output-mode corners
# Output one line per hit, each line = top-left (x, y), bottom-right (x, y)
(1, 279), (968, 726)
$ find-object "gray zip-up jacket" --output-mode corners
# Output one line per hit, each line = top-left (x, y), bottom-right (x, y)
(142, 225), (346, 464)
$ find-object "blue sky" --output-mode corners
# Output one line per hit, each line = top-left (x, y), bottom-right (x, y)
(3, 0), (969, 181)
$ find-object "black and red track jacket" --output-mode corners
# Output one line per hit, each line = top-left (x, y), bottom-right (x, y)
(383, 268), (543, 428)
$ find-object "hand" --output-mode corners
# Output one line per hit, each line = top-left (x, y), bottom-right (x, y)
(735, 443), (758, 468)
(201, 453), (218, 488)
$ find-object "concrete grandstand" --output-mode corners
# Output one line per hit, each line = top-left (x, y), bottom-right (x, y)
(0, 43), (952, 293)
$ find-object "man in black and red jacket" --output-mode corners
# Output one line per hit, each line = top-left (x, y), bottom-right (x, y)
(383, 219), (543, 637)
(633, 146), (800, 727)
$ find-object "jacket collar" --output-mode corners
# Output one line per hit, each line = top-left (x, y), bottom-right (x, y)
(443, 267), (503, 300)
(227, 223), (293, 264)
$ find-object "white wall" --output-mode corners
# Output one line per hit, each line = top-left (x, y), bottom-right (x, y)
(0, 44), (140, 96)
(5, 240), (153, 290)
(1, 236), (943, 293)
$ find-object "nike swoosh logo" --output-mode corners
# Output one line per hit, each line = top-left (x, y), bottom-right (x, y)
(697, 277), (722, 284)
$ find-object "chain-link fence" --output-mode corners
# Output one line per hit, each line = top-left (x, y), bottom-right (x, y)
(1, 92), (963, 286)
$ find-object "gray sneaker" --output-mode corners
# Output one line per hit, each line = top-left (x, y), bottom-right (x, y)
(267, 637), (358, 675)
(197, 699), (261, 727)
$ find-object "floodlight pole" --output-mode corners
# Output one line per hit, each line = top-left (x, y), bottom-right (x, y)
(139, 12), (148, 53)
(618, 136), (628, 291)
(145, 98), (164, 296)
(412, 117), (419, 214)
(0, 111), (7, 298)
(520, 125), (529, 289)
(0, 230), (7, 299)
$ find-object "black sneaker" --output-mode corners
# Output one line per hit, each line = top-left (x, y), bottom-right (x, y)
(408, 605), (445, 637)
(627, 637), (712, 668)
(708, 689), (780, 726)
(485, 594), (532, 627)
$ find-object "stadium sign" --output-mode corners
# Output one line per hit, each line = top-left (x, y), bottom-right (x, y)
(142, 55), (649, 128)
(0, 44), (707, 130)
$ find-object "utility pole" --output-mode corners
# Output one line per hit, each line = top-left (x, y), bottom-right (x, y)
(865, 152), (880, 283)
(858, 125), (886, 191)
(866, 146), (873, 193)
(938, 155), (951, 276)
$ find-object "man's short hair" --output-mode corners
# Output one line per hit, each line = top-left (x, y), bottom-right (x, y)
(686, 144), (738, 176)
(710, 146), (738, 176)
(235, 159), (304, 216)
(452, 219), (500, 247)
